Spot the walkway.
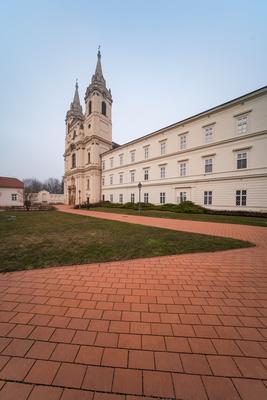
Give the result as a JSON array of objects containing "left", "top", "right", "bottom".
[{"left": 0, "top": 206, "right": 266, "bottom": 399}]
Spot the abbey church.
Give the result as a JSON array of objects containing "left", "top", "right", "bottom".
[{"left": 64, "top": 51, "right": 267, "bottom": 211}]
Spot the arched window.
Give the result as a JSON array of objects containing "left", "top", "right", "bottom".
[
  {"left": 89, "top": 101, "right": 92, "bottom": 115},
  {"left": 72, "top": 153, "right": 76, "bottom": 168},
  {"left": 101, "top": 101, "right": 106, "bottom": 116},
  {"left": 88, "top": 152, "right": 91, "bottom": 164}
]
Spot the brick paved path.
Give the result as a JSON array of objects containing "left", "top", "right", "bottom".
[{"left": 0, "top": 206, "right": 266, "bottom": 399}]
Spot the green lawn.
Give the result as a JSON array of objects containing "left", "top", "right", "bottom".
[
  {"left": 89, "top": 207, "right": 267, "bottom": 227},
  {"left": 0, "top": 211, "right": 253, "bottom": 273}
]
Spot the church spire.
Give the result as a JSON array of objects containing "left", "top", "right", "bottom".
[
  {"left": 91, "top": 46, "right": 106, "bottom": 85},
  {"left": 66, "top": 80, "right": 84, "bottom": 120}
]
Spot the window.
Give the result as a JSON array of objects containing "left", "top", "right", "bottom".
[
  {"left": 144, "top": 146, "right": 149, "bottom": 159},
  {"left": 119, "top": 154, "right": 124, "bottom": 166},
  {"left": 180, "top": 162, "right": 187, "bottom": 176},
  {"left": 160, "top": 141, "right": 166, "bottom": 155},
  {"left": 160, "top": 166, "right": 166, "bottom": 179},
  {"left": 101, "top": 177, "right": 104, "bottom": 186},
  {"left": 236, "top": 190, "right": 247, "bottom": 206},
  {"left": 180, "top": 134, "right": 187, "bottom": 150},
  {"left": 119, "top": 173, "right": 123, "bottom": 184},
  {"left": 89, "top": 101, "right": 92, "bottom": 115},
  {"left": 119, "top": 194, "right": 123, "bottom": 203},
  {"left": 131, "top": 193, "right": 135, "bottom": 203},
  {"left": 11, "top": 194, "right": 17, "bottom": 201},
  {"left": 87, "top": 179, "right": 90, "bottom": 190},
  {"left": 144, "top": 168, "right": 149, "bottom": 181},
  {"left": 130, "top": 171, "right": 135, "bottom": 182},
  {"left": 204, "top": 126, "right": 214, "bottom": 143},
  {"left": 130, "top": 151, "right": 135, "bottom": 163},
  {"left": 72, "top": 153, "right": 76, "bottom": 168},
  {"left": 110, "top": 194, "right": 113, "bottom": 202},
  {"left": 101, "top": 101, "right": 106, "bottom": 116},
  {"left": 179, "top": 192, "right": 187, "bottom": 203},
  {"left": 205, "top": 158, "right": 213, "bottom": 173},
  {"left": 110, "top": 158, "right": 114, "bottom": 168},
  {"left": 110, "top": 175, "right": 113, "bottom": 185},
  {"left": 88, "top": 152, "right": 91, "bottom": 164},
  {"left": 204, "top": 191, "right": 212, "bottom": 205},
  {"left": 236, "top": 115, "right": 248, "bottom": 134},
  {"left": 160, "top": 192, "right": 166, "bottom": 204},
  {"left": 144, "top": 193, "right": 149, "bottom": 203},
  {"left": 237, "top": 152, "right": 247, "bottom": 169},
  {"left": 102, "top": 160, "right": 105, "bottom": 170}
]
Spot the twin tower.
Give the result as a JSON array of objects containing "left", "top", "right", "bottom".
[{"left": 64, "top": 49, "right": 113, "bottom": 205}]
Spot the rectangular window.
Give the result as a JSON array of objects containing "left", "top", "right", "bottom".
[
  {"left": 144, "top": 193, "right": 149, "bottom": 203},
  {"left": 205, "top": 158, "right": 213, "bottom": 173},
  {"left": 110, "top": 194, "right": 113, "bottom": 202},
  {"left": 119, "top": 174, "right": 123, "bottom": 184},
  {"left": 236, "top": 190, "right": 247, "bottom": 206},
  {"left": 237, "top": 115, "right": 248, "bottom": 134},
  {"left": 11, "top": 194, "right": 17, "bottom": 201},
  {"left": 180, "top": 162, "right": 187, "bottom": 176},
  {"left": 179, "top": 192, "right": 187, "bottom": 203},
  {"left": 160, "top": 166, "right": 166, "bottom": 179},
  {"left": 237, "top": 152, "right": 247, "bottom": 169},
  {"left": 130, "top": 171, "right": 135, "bottom": 182},
  {"left": 130, "top": 151, "right": 135, "bottom": 163},
  {"left": 160, "top": 192, "right": 166, "bottom": 204},
  {"left": 102, "top": 160, "right": 105, "bottom": 170},
  {"left": 144, "top": 146, "right": 149, "bottom": 159},
  {"left": 119, "top": 154, "right": 124, "bottom": 166},
  {"left": 87, "top": 178, "right": 91, "bottom": 189},
  {"left": 131, "top": 193, "right": 135, "bottom": 203},
  {"left": 160, "top": 141, "right": 166, "bottom": 155},
  {"left": 144, "top": 168, "right": 149, "bottom": 181},
  {"left": 110, "top": 158, "right": 114, "bottom": 168},
  {"left": 110, "top": 175, "right": 113, "bottom": 185},
  {"left": 204, "top": 191, "right": 212, "bottom": 205},
  {"left": 180, "top": 134, "right": 187, "bottom": 150},
  {"left": 119, "top": 194, "right": 123, "bottom": 203},
  {"left": 204, "top": 126, "right": 213, "bottom": 143}
]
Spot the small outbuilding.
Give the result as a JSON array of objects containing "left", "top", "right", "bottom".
[{"left": 0, "top": 177, "right": 24, "bottom": 207}]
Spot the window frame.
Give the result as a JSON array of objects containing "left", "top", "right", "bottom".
[
  {"left": 160, "top": 166, "right": 166, "bottom": 179},
  {"left": 236, "top": 189, "right": 247, "bottom": 206},
  {"left": 204, "top": 158, "right": 213, "bottom": 174},
  {"left": 180, "top": 162, "right": 187, "bottom": 177},
  {"left": 130, "top": 171, "right": 135, "bottom": 183},
  {"left": 204, "top": 190, "right": 212, "bottom": 205},
  {"left": 179, "top": 192, "right": 187, "bottom": 203},
  {"left": 160, "top": 141, "right": 166, "bottom": 156},
  {"left": 144, "top": 193, "right": 149, "bottom": 203},
  {"left": 204, "top": 125, "right": 214, "bottom": 144},
  {"left": 180, "top": 134, "right": 187, "bottom": 150},
  {"left": 11, "top": 193, "right": 17, "bottom": 201},
  {"left": 130, "top": 151, "right": 136, "bottom": 163},
  {"left": 144, "top": 168, "right": 149, "bottom": 181},
  {"left": 160, "top": 192, "right": 166, "bottom": 204},
  {"left": 144, "top": 146, "right": 149, "bottom": 159},
  {"left": 119, "top": 173, "right": 123, "bottom": 184},
  {"left": 236, "top": 152, "right": 247, "bottom": 170},
  {"left": 130, "top": 193, "right": 135, "bottom": 203}
]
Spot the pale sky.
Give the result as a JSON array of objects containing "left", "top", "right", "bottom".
[{"left": 0, "top": 0, "right": 266, "bottom": 181}]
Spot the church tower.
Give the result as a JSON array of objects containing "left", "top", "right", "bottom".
[{"left": 64, "top": 49, "right": 113, "bottom": 205}]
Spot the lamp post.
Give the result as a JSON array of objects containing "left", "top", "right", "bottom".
[
  {"left": 138, "top": 182, "right": 142, "bottom": 215},
  {"left": 78, "top": 190, "right": 81, "bottom": 208}
]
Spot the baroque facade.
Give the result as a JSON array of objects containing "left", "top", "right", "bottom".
[{"left": 64, "top": 51, "right": 267, "bottom": 211}]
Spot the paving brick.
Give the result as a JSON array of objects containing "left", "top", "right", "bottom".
[
  {"left": 113, "top": 368, "right": 142, "bottom": 395},
  {"left": 7, "top": 324, "right": 34, "bottom": 338},
  {"left": 143, "top": 370, "right": 174, "bottom": 398},
  {"left": 82, "top": 365, "right": 114, "bottom": 392},
  {"left": 25, "top": 359, "right": 60, "bottom": 384},
  {"left": 142, "top": 335, "right": 165, "bottom": 351},
  {"left": 172, "top": 373, "right": 208, "bottom": 400},
  {"left": 26, "top": 340, "right": 56, "bottom": 360},
  {"left": 234, "top": 357, "right": 267, "bottom": 379},
  {"left": 88, "top": 319, "right": 109, "bottom": 332},
  {"left": 203, "top": 376, "right": 241, "bottom": 400},
  {"left": 233, "top": 378, "right": 267, "bottom": 400},
  {"left": 68, "top": 318, "right": 89, "bottom": 330},
  {"left": 29, "top": 326, "right": 55, "bottom": 340},
  {"left": 72, "top": 330, "right": 96, "bottom": 345},
  {"left": 0, "top": 382, "right": 33, "bottom": 400},
  {"left": 2, "top": 338, "right": 34, "bottom": 357},
  {"left": 212, "top": 339, "right": 243, "bottom": 356},
  {"left": 208, "top": 355, "right": 241, "bottom": 377},
  {"left": 102, "top": 348, "right": 128, "bottom": 367},
  {"left": 130, "top": 322, "right": 151, "bottom": 334},
  {"left": 27, "top": 385, "right": 63, "bottom": 400},
  {"left": 128, "top": 350, "right": 154, "bottom": 369},
  {"left": 53, "top": 362, "right": 86, "bottom": 388},
  {"left": 181, "top": 353, "right": 212, "bottom": 374},
  {"left": 188, "top": 338, "right": 216, "bottom": 354},
  {"left": 236, "top": 340, "right": 267, "bottom": 357},
  {"left": 50, "top": 343, "right": 79, "bottom": 362},
  {"left": 0, "top": 357, "right": 34, "bottom": 380},
  {"left": 119, "top": 334, "right": 141, "bottom": 349},
  {"left": 109, "top": 321, "right": 130, "bottom": 333},
  {"left": 61, "top": 388, "right": 94, "bottom": 400},
  {"left": 165, "top": 336, "right": 191, "bottom": 353},
  {"left": 154, "top": 351, "right": 182, "bottom": 372},
  {"left": 75, "top": 345, "right": 103, "bottom": 365}
]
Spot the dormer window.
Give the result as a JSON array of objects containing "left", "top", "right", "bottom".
[{"left": 101, "top": 101, "right": 107, "bottom": 116}]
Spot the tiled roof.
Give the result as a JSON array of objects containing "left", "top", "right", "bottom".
[{"left": 0, "top": 177, "right": 24, "bottom": 189}]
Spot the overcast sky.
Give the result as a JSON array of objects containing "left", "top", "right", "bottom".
[{"left": 0, "top": 0, "right": 266, "bottom": 181}]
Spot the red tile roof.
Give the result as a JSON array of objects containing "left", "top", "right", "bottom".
[{"left": 0, "top": 177, "right": 24, "bottom": 189}]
